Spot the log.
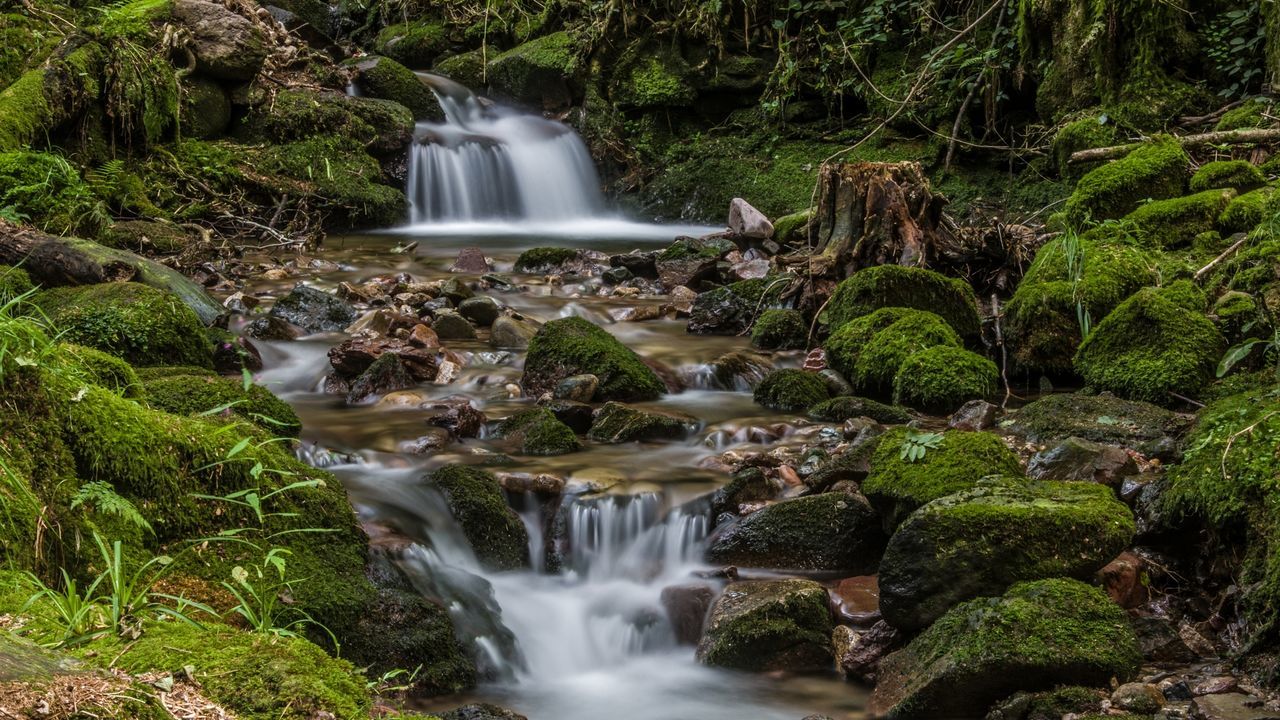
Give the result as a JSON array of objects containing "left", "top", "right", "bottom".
[
  {"left": 0, "top": 220, "right": 223, "bottom": 324},
  {"left": 1068, "top": 128, "right": 1280, "bottom": 165}
]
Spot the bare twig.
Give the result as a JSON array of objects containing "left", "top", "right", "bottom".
[
  {"left": 1194, "top": 234, "right": 1251, "bottom": 283},
  {"left": 1069, "top": 128, "right": 1280, "bottom": 164}
]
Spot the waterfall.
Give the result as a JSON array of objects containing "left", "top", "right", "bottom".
[{"left": 406, "top": 74, "right": 606, "bottom": 224}]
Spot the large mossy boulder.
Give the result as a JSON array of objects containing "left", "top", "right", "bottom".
[
  {"left": 348, "top": 55, "right": 444, "bottom": 121},
  {"left": 687, "top": 278, "right": 787, "bottom": 335},
  {"left": 426, "top": 465, "right": 530, "bottom": 571},
  {"left": 878, "top": 480, "right": 1135, "bottom": 632},
  {"left": 1218, "top": 185, "right": 1276, "bottom": 234},
  {"left": 236, "top": 88, "right": 414, "bottom": 155},
  {"left": 1005, "top": 234, "right": 1154, "bottom": 376},
  {"left": 870, "top": 579, "right": 1141, "bottom": 719},
  {"left": 140, "top": 370, "right": 302, "bottom": 437},
  {"left": 35, "top": 282, "right": 213, "bottom": 368},
  {"left": 752, "top": 369, "right": 831, "bottom": 412},
  {"left": 255, "top": 136, "right": 408, "bottom": 228},
  {"left": 53, "top": 343, "right": 144, "bottom": 398},
  {"left": 892, "top": 345, "right": 998, "bottom": 414},
  {"left": 696, "top": 578, "right": 834, "bottom": 673},
  {"left": 485, "top": 32, "right": 579, "bottom": 110},
  {"left": 1122, "top": 188, "right": 1235, "bottom": 249},
  {"left": 1191, "top": 160, "right": 1266, "bottom": 193},
  {"left": 862, "top": 428, "right": 1024, "bottom": 531},
  {"left": 1074, "top": 287, "right": 1224, "bottom": 404},
  {"left": 705, "top": 492, "right": 884, "bottom": 573},
  {"left": 374, "top": 19, "right": 450, "bottom": 68},
  {"left": 999, "top": 392, "right": 1190, "bottom": 457},
  {"left": 1062, "top": 136, "right": 1189, "bottom": 226},
  {"left": 823, "top": 265, "right": 981, "bottom": 340},
  {"left": 750, "top": 308, "right": 808, "bottom": 350},
  {"left": 520, "top": 317, "right": 665, "bottom": 402},
  {"left": 825, "top": 307, "right": 961, "bottom": 398},
  {"left": 495, "top": 407, "right": 580, "bottom": 456}
]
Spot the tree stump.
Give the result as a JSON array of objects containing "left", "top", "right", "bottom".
[{"left": 807, "top": 161, "right": 953, "bottom": 279}]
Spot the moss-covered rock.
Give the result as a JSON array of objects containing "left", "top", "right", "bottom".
[
  {"left": 870, "top": 579, "right": 1141, "bottom": 719},
  {"left": 823, "top": 265, "right": 981, "bottom": 340},
  {"left": 236, "top": 88, "right": 413, "bottom": 155},
  {"left": 349, "top": 55, "right": 444, "bottom": 121},
  {"left": 512, "top": 247, "right": 582, "bottom": 274},
  {"left": 879, "top": 479, "right": 1135, "bottom": 632},
  {"left": 825, "top": 307, "right": 962, "bottom": 398},
  {"left": 0, "top": 265, "right": 33, "bottom": 305},
  {"left": 687, "top": 278, "right": 788, "bottom": 335},
  {"left": 256, "top": 136, "right": 408, "bottom": 229},
  {"left": 752, "top": 369, "right": 831, "bottom": 412},
  {"left": 1191, "top": 160, "right": 1266, "bottom": 193},
  {"left": 586, "top": 401, "right": 697, "bottom": 443},
  {"left": 705, "top": 492, "right": 883, "bottom": 573},
  {"left": 426, "top": 464, "right": 530, "bottom": 571},
  {"left": 1218, "top": 185, "right": 1276, "bottom": 234},
  {"left": 101, "top": 219, "right": 189, "bottom": 254},
  {"left": 1216, "top": 101, "right": 1270, "bottom": 131},
  {"left": 0, "top": 151, "right": 107, "bottom": 236},
  {"left": 435, "top": 49, "right": 486, "bottom": 88},
  {"left": 52, "top": 343, "right": 142, "bottom": 398},
  {"left": 695, "top": 578, "right": 834, "bottom": 672},
  {"left": 1074, "top": 288, "right": 1225, "bottom": 404},
  {"left": 750, "top": 308, "right": 808, "bottom": 351},
  {"left": 1062, "top": 136, "right": 1189, "bottom": 226},
  {"left": 862, "top": 428, "right": 1024, "bottom": 530},
  {"left": 892, "top": 346, "right": 998, "bottom": 414},
  {"left": 1050, "top": 114, "right": 1118, "bottom": 178},
  {"left": 999, "top": 392, "right": 1189, "bottom": 457},
  {"left": 772, "top": 209, "right": 811, "bottom": 244},
  {"left": 521, "top": 317, "right": 665, "bottom": 402},
  {"left": 610, "top": 41, "right": 695, "bottom": 109},
  {"left": 806, "top": 395, "right": 910, "bottom": 425},
  {"left": 1122, "top": 188, "right": 1236, "bottom": 249},
  {"left": 141, "top": 372, "right": 302, "bottom": 436},
  {"left": 374, "top": 19, "right": 450, "bottom": 69},
  {"left": 486, "top": 32, "right": 579, "bottom": 110},
  {"left": 495, "top": 407, "right": 580, "bottom": 455},
  {"left": 0, "top": 42, "right": 103, "bottom": 154},
  {"left": 1213, "top": 290, "right": 1259, "bottom": 343},
  {"left": 35, "top": 282, "right": 213, "bottom": 368}
]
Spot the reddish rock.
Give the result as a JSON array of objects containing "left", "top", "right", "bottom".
[
  {"left": 947, "top": 400, "right": 998, "bottom": 432},
  {"left": 1096, "top": 551, "right": 1148, "bottom": 609},
  {"left": 660, "top": 584, "right": 716, "bottom": 646},
  {"left": 838, "top": 620, "right": 901, "bottom": 681},
  {"left": 408, "top": 324, "right": 440, "bottom": 349},
  {"left": 328, "top": 336, "right": 438, "bottom": 382},
  {"left": 831, "top": 576, "right": 880, "bottom": 624},
  {"left": 427, "top": 396, "right": 486, "bottom": 438},
  {"left": 451, "top": 247, "right": 492, "bottom": 273}
]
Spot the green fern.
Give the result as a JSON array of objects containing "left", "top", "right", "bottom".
[{"left": 70, "top": 481, "right": 153, "bottom": 533}]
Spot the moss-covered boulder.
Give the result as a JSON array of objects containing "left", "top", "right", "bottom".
[
  {"left": 0, "top": 264, "right": 33, "bottom": 302},
  {"left": 141, "top": 372, "right": 302, "bottom": 436},
  {"left": 892, "top": 346, "right": 998, "bottom": 414},
  {"left": 752, "top": 369, "right": 831, "bottom": 412},
  {"left": 512, "top": 247, "right": 583, "bottom": 274},
  {"left": 825, "top": 308, "right": 961, "bottom": 398},
  {"left": 374, "top": 19, "right": 450, "bottom": 68},
  {"left": 1005, "top": 234, "right": 1155, "bottom": 375},
  {"left": 1074, "top": 288, "right": 1225, "bottom": 404},
  {"left": 807, "top": 395, "right": 910, "bottom": 425},
  {"left": 435, "top": 49, "right": 486, "bottom": 88},
  {"left": 236, "top": 88, "right": 414, "bottom": 155},
  {"left": 495, "top": 407, "right": 580, "bottom": 456},
  {"left": 705, "top": 492, "right": 883, "bottom": 573},
  {"left": 1050, "top": 114, "right": 1118, "bottom": 177},
  {"left": 52, "top": 343, "right": 143, "bottom": 398},
  {"left": 1191, "top": 160, "right": 1266, "bottom": 193},
  {"left": 0, "top": 151, "right": 106, "bottom": 236},
  {"left": 823, "top": 265, "right": 981, "bottom": 340},
  {"left": 35, "top": 282, "right": 213, "bottom": 368},
  {"left": 521, "top": 317, "right": 665, "bottom": 402},
  {"left": 180, "top": 75, "right": 231, "bottom": 139},
  {"left": 1218, "top": 185, "right": 1276, "bottom": 234},
  {"left": 862, "top": 428, "right": 1024, "bottom": 530},
  {"left": 255, "top": 136, "right": 408, "bottom": 228},
  {"left": 869, "top": 579, "right": 1141, "bottom": 719},
  {"left": 879, "top": 479, "right": 1135, "bottom": 632},
  {"left": 1122, "top": 188, "right": 1236, "bottom": 249},
  {"left": 695, "top": 578, "right": 834, "bottom": 673},
  {"left": 750, "top": 308, "right": 808, "bottom": 350},
  {"left": 427, "top": 465, "right": 530, "bottom": 571},
  {"left": 586, "top": 401, "right": 698, "bottom": 443},
  {"left": 486, "top": 32, "right": 579, "bottom": 110},
  {"left": 687, "top": 278, "right": 787, "bottom": 335},
  {"left": 999, "top": 392, "right": 1189, "bottom": 457},
  {"left": 348, "top": 56, "right": 444, "bottom": 121},
  {"left": 609, "top": 40, "right": 696, "bottom": 109},
  {"left": 1062, "top": 136, "right": 1189, "bottom": 226}
]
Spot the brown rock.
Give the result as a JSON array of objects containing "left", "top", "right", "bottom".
[
  {"left": 409, "top": 324, "right": 440, "bottom": 349},
  {"left": 452, "top": 247, "right": 492, "bottom": 273},
  {"left": 947, "top": 400, "right": 998, "bottom": 432},
  {"left": 427, "top": 397, "right": 486, "bottom": 438},
  {"left": 830, "top": 576, "right": 880, "bottom": 624},
  {"left": 1096, "top": 551, "right": 1148, "bottom": 609},
  {"left": 661, "top": 584, "right": 715, "bottom": 646},
  {"left": 838, "top": 619, "right": 900, "bottom": 681},
  {"left": 328, "top": 336, "right": 438, "bottom": 382}
]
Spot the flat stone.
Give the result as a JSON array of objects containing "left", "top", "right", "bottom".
[{"left": 451, "top": 247, "right": 492, "bottom": 273}]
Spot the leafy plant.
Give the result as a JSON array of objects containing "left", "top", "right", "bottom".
[
  {"left": 70, "top": 481, "right": 153, "bottom": 533},
  {"left": 899, "top": 430, "right": 944, "bottom": 462},
  {"left": 367, "top": 664, "right": 424, "bottom": 694},
  {"left": 1204, "top": 4, "right": 1268, "bottom": 99},
  {"left": 1060, "top": 226, "right": 1093, "bottom": 340}
]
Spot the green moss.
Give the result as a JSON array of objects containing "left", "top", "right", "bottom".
[
  {"left": 51, "top": 343, "right": 142, "bottom": 398},
  {"left": 1192, "top": 160, "right": 1266, "bottom": 193},
  {"left": 750, "top": 308, "right": 808, "bottom": 351},
  {"left": 513, "top": 247, "right": 581, "bottom": 273},
  {"left": 0, "top": 264, "right": 33, "bottom": 302},
  {"left": 1074, "top": 287, "right": 1225, "bottom": 404},
  {"left": 427, "top": 465, "right": 530, "bottom": 571},
  {"left": 141, "top": 373, "right": 302, "bottom": 436},
  {"left": 0, "top": 43, "right": 103, "bottom": 154},
  {"left": 1051, "top": 113, "right": 1118, "bottom": 178},
  {"left": 435, "top": 49, "right": 486, "bottom": 88},
  {"left": 705, "top": 493, "right": 881, "bottom": 573},
  {"left": 1156, "top": 278, "right": 1206, "bottom": 312},
  {"left": 0, "top": 151, "right": 108, "bottom": 236},
  {"left": 350, "top": 56, "right": 443, "bottom": 121},
  {"left": 1063, "top": 136, "right": 1189, "bottom": 226},
  {"left": 752, "top": 369, "right": 830, "bottom": 412},
  {"left": 486, "top": 32, "right": 579, "bottom": 107},
  {"left": 1213, "top": 290, "right": 1260, "bottom": 343},
  {"left": 35, "top": 282, "right": 212, "bottom": 368},
  {"left": 521, "top": 317, "right": 665, "bottom": 402},
  {"left": 1219, "top": 186, "right": 1277, "bottom": 234},
  {"left": 688, "top": 277, "right": 789, "bottom": 335},
  {"left": 822, "top": 265, "right": 981, "bottom": 340},
  {"left": 255, "top": 136, "right": 407, "bottom": 229},
  {"left": 495, "top": 407, "right": 579, "bottom": 455},
  {"left": 1216, "top": 101, "right": 1270, "bottom": 131},
  {"left": 696, "top": 578, "right": 834, "bottom": 672},
  {"left": 612, "top": 45, "right": 695, "bottom": 109},
  {"left": 658, "top": 236, "right": 734, "bottom": 262},
  {"left": 772, "top": 210, "right": 811, "bottom": 243},
  {"left": 236, "top": 89, "right": 412, "bottom": 154},
  {"left": 101, "top": 220, "right": 189, "bottom": 254},
  {"left": 806, "top": 395, "right": 910, "bottom": 425},
  {"left": 862, "top": 427, "right": 1023, "bottom": 530},
  {"left": 1122, "top": 188, "right": 1236, "bottom": 249},
  {"left": 825, "top": 308, "right": 962, "bottom": 398},
  {"left": 586, "top": 402, "right": 695, "bottom": 443},
  {"left": 0, "top": 12, "right": 61, "bottom": 90},
  {"left": 374, "top": 20, "right": 450, "bottom": 68},
  {"left": 892, "top": 346, "right": 998, "bottom": 414},
  {"left": 999, "top": 392, "right": 1187, "bottom": 455}
]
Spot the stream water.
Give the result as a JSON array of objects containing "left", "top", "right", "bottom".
[{"left": 243, "top": 77, "right": 869, "bottom": 719}]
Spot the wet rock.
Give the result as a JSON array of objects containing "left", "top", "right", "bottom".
[
  {"left": 513, "top": 247, "right": 587, "bottom": 274},
  {"left": 730, "top": 258, "right": 771, "bottom": 281},
  {"left": 804, "top": 449, "right": 876, "bottom": 493},
  {"left": 999, "top": 392, "right": 1192, "bottom": 459},
  {"left": 402, "top": 429, "right": 451, "bottom": 453},
  {"left": 687, "top": 278, "right": 784, "bottom": 335},
  {"left": 830, "top": 575, "right": 880, "bottom": 624},
  {"left": 661, "top": 584, "right": 716, "bottom": 645},
  {"left": 328, "top": 336, "right": 438, "bottom": 382},
  {"left": 706, "top": 492, "right": 883, "bottom": 573},
  {"left": 173, "top": 0, "right": 269, "bottom": 81},
  {"left": 439, "top": 277, "right": 474, "bottom": 304},
  {"left": 269, "top": 284, "right": 357, "bottom": 334},
  {"left": 669, "top": 285, "right": 697, "bottom": 314},
  {"left": 587, "top": 402, "right": 699, "bottom": 443},
  {"left": 223, "top": 291, "right": 259, "bottom": 314},
  {"left": 211, "top": 334, "right": 263, "bottom": 373},
  {"left": 426, "top": 465, "right": 530, "bottom": 571},
  {"left": 494, "top": 407, "right": 580, "bottom": 456},
  {"left": 451, "top": 247, "right": 493, "bottom": 273},
  {"left": 610, "top": 252, "right": 658, "bottom": 279},
  {"left": 947, "top": 399, "right": 998, "bottom": 431},
  {"left": 440, "top": 704, "right": 528, "bottom": 720},
  {"left": 433, "top": 310, "right": 477, "bottom": 340},
  {"left": 490, "top": 315, "right": 537, "bottom": 349},
  {"left": 459, "top": 296, "right": 501, "bottom": 326},
  {"left": 706, "top": 350, "right": 774, "bottom": 391},
  {"left": 346, "top": 308, "right": 419, "bottom": 337},
  {"left": 837, "top": 620, "right": 900, "bottom": 681},
  {"left": 878, "top": 479, "right": 1134, "bottom": 631},
  {"left": 711, "top": 467, "right": 784, "bottom": 516},
  {"left": 428, "top": 397, "right": 487, "bottom": 438},
  {"left": 1112, "top": 682, "right": 1164, "bottom": 714},
  {"left": 347, "top": 352, "right": 415, "bottom": 403},
  {"left": 656, "top": 236, "right": 735, "bottom": 289},
  {"left": 553, "top": 374, "right": 598, "bottom": 402},
  {"left": 1130, "top": 616, "right": 1196, "bottom": 663},
  {"left": 537, "top": 398, "right": 595, "bottom": 433},
  {"left": 1097, "top": 551, "right": 1148, "bottom": 609},
  {"left": 409, "top": 324, "right": 440, "bottom": 349},
  {"left": 696, "top": 578, "right": 834, "bottom": 673},
  {"left": 807, "top": 396, "right": 909, "bottom": 425},
  {"left": 753, "top": 369, "right": 831, "bottom": 412},
  {"left": 602, "top": 266, "right": 632, "bottom": 284},
  {"left": 1191, "top": 694, "right": 1280, "bottom": 720},
  {"left": 1027, "top": 436, "right": 1139, "bottom": 485},
  {"left": 728, "top": 198, "right": 774, "bottom": 239},
  {"left": 1194, "top": 677, "right": 1240, "bottom": 696},
  {"left": 870, "top": 579, "right": 1141, "bottom": 719},
  {"left": 521, "top": 317, "right": 665, "bottom": 402}
]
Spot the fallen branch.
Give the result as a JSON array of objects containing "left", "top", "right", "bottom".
[
  {"left": 1068, "top": 128, "right": 1280, "bottom": 164},
  {"left": 1193, "top": 233, "right": 1251, "bottom": 283}
]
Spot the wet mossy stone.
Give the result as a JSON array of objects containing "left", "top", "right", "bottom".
[
  {"left": 0, "top": 151, "right": 105, "bottom": 236},
  {"left": 1218, "top": 185, "right": 1276, "bottom": 234},
  {"left": 486, "top": 32, "right": 579, "bottom": 110},
  {"left": 610, "top": 40, "right": 695, "bottom": 109},
  {"left": 269, "top": 284, "right": 356, "bottom": 334},
  {"left": 696, "top": 578, "right": 835, "bottom": 673},
  {"left": 753, "top": 369, "right": 831, "bottom": 412},
  {"left": 349, "top": 55, "right": 444, "bottom": 121},
  {"left": 1213, "top": 290, "right": 1259, "bottom": 343},
  {"left": 1005, "top": 234, "right": 1154, "bottom": 376},
  {"left": 1063, "top": 136, "right": 1189, "bottom": 226},
  {"left": 823, "top": 265, "right": 981, "bottom": 341},
  {"left": 180, "top": 75, "right": 230, "bottom": 139},
  {"left": 52, "top": 343, "right": 142, "bottom": 398},
  {"left": 1050, "top": 113, "right": 1118, "bottom": 178},
  {"left": 825, "top": 307, "right": 962, "bottom": 398},
  {"left": 1216, "top": 101, "right": 1270, "bottom": 131},
  {"left": 1191, "top": 160, "right": 1266, "bottom": 193},
  {"left": 427, "top": 465, "right": 530, "bottom": 571},
  {"left": 513, "top": 247, "right": 581, "bottom": 274},
  {"left": 435, "top": 49, "right": 486, "bottom": 89},
  {"left": 35, "top": 282, "right": 212, "bottom": 368},
  {"left": 878, "top": 479, "right": 1136, "bottom": 632},
  {"left": 862, "top": 428, "right": 1024, "bottom": 531},
  {"left": 142, "top": 372, "right": 301, "bottom": 436},
  {"left": 495, "top": 407, "right": 580, "bottom": 456},
  {"left": 870, "top": 579, "right": 1141, "bottom": 719},
  {"left": 1156, "top": 279, "right": 1206, "bottom": 313},
  {"left": 255, "top": 136, "right": 407, "bottom": 229},
  {"left": 374, "top": 19, "right": 449, "bottom": 69},
  {"left": 586, "top": 401, "right": 698, "bottom": 443},
  {"left": 236, "top": 88, "right": 413, "bottom": 155},
  {"left": 1074, "top": 288, "right": 1225, "bottom": 405},
  {"left": 750, "top": 308, "right": 808, "bottom": 351},
  {"left": 705, "top": 492, "right": 884, "bottom": 574},
  {"left": 999, "top": 392, "right": 1189, "bottom": 458},
  {"left": 892, "top": 346, "right": 998, "bottom": 414},
  {"left": 711, "top": 467, "right": 784, "bottom": 516},
  {"left": 1122, "top": 188, "right": 1236, "bottom": 249},
  {"left": 0, "top": 264, "right": 32, "bottom": 302},
  {"left": 807, "top": 396, "right": 910, "bottom": 425},
  {"left": 521, "top": 317, "right": 664, "bottom": 402},
  {"left": 688, "top": 278, "right": 788, "bottom": 335}
]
